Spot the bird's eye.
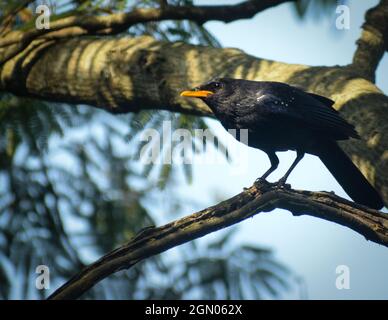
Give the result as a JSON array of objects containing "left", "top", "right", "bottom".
[{"left": 213, "top": 82, "right": 221, "bottom": 89}]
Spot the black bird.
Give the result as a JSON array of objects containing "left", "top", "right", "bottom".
[{"left": 180, "top": 78, "right": 383, "bottom": 210}]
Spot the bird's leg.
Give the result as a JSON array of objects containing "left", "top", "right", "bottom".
[
  {"left": 255, "top": 152, "right": 279, "bottom": 185},
  {"left": 277, "top": 151, "right": 305, "bottom": 187}
]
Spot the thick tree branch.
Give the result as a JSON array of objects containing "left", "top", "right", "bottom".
[
  {"left": 48, "top": 181, "right": 388, "bottom": 300},
  {"left": 352, "top": 0, "right": 388, "bottom": 81},
  {"left": 0, "top": 0, "right": 294, "bottom": 64}
]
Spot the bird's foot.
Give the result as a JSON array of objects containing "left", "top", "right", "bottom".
[
  {"left": 254, "top": 177, "right": 270, "bottom": 187},
  {"left": 254, "top": 178, "right": 279, "bottom": 192},
  {"left": 276, "top": 178, "right": 291, "bottom": 189}
]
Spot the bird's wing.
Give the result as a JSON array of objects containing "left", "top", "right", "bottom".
[
  {"left": 307, "top": 92, "right": 335, "bottom": 107},
  {"left": 251, "top": 89, "right": 359, "bottom": 139}
]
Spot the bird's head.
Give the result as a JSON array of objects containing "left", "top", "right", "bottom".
[
  {"left": 180, "top": 78, "right": 236, "bottom": 104},
  {"left": 180, "top": 78, "right": 253, "bottom": 115},
  {"left": 180, "top": 79, "right": 223, "bottom": 99}
]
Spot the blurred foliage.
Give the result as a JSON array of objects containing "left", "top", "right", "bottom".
[
  {"left": 0, "top": 0, "right": 326, "bottom": 299},
  {"left": 85, "top": 230, "right": 291, "bottom": 299},
  {"left": 127, "top": 110, "right": 230, "bottom": 188},
  {"left": 135, "top": 230, "right": 291, "bottom": 299}
]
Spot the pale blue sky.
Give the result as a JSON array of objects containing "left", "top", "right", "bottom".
[{"left": 153, "top": 0, "right": 388, "bottom": 299}]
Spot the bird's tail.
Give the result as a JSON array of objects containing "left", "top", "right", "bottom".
[{"left": 316, "top": 141, "right": 383, "bottom": 209}]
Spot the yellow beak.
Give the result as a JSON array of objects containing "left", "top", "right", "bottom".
[{"left": 180, "top": 90, "right": 214, "bottom": 98}]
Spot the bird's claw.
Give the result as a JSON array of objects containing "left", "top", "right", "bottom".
[
  {"left": 276, "top": 178, "right": 291, "bottom": 189},
  {"left": 254, "top": 178, "right": 280, "bottom": 192},
  {"left": 277, "top": 178, "right": 286, "bottom": 187},
  {"left": 254, "top": 177, "right": 270, "bottom": 187}
]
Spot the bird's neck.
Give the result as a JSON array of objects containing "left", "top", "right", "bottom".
[{"left": 206, "top": 99, "right": 237, "bottom": 126}]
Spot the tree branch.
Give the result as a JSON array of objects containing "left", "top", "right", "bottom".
[
  {"left": 48, "top": 181, "right": 388, "bottom": 300},
  {"left": 0, "top": 0, "right": 294, "bottom": 64},
  {"left": 352, "top": 0, "right": 388, "bottom": 81}
]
